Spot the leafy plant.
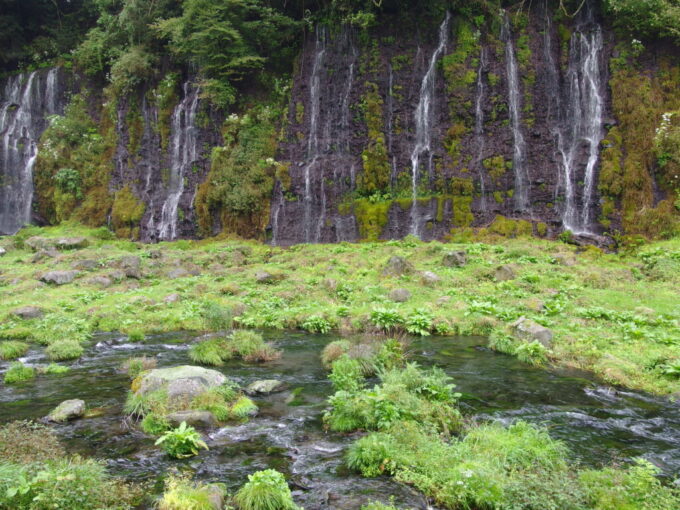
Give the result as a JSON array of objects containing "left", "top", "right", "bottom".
[
  {"left": 155, "top": 422, "right": 208, "bottom": 459},
  {"left": 3, "top": 362, "right": 35, "bottom": 384},
  {"left": 46, "top": 340, "right": 84, "bottom": 361},
  {"left": 230, "top": 396, "right": 258, "bottom": 419},
  {"left": 159, "top": 474, "right": 223, "bottom": 510},
  {"left": 405, "top": 309, "right": 433, "bottom": 336},
  {"left": 329, "top": 356, "right": 366, "bottom": 393},
  {"left": 234, "top": 469, "right": 300, "bottom": 510},
  {"left": 371, "top": 308, "right": 403, "bottom": 332},
  {"left": 302, "top": 315, "right": 332, "bottom": 334}
]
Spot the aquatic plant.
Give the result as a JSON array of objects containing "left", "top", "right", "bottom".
[
  {"left": 321, "top": 340, "right": 351, "bottom": 368},
  {"left": 158, "top": 475, "right": 223, "bottom": 510},
  {"left": 140, "top": 413, "right": 171, "bottom": 436},
  {"left": 3, "top": 362, "right": 35, "bottom": 384},
  {"left": 189, "top": 337, "right": 229, "bottom": 366},
  {"left": 39, "top": 363, "right": 70, "bottom": 375},
  {"left": 0, "top": 340, "right": 29, "bottom": 360},
  {"left": 155, "top": 422, "right": 208, "bottom": 459},
  {"left": 234, "top": 469, "right": 300, "bottom": 510},
  {"left": 230, "top": 396, "right": 258, "bottom": 419},
  {"left": 122, "top": 356, "right": 157, "bottom": 378},
  {"left": 45, "top": 340, "right": 84, "bottom": 361},
  {"left": 329, "top": 355, "right": 365, "bottom": 393}
]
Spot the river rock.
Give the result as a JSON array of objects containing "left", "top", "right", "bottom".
[
  {"left": 25, "top": 236, "right": 53, "bottom": 251},
  {"left": 11, "top": 306, "right": 44, "bottom": 319},
  {"left": 389, "top": 288, "right": 411, "bottom": 303},
  {"left": 164, "top": 293, "right": 181, "bottom": 303},
  {"left": 72, "top": 259, "right": 99, "bottom": 271},
  {"left": 41, "top": 270, "right": 79, "bottom": 285},
  {"left": 89, "top": 276, "right": 112, "bottom": 288},
  {"left": 31, "top": 248, "right": 59, "bottom": 263},
  {"left": 47, "top": 399, "right": 86, "bottom": 422},
  {"left": 167, "top": 267, "right": 189, "bottom": 279},
  {"left": 494, "top": 264, "right": 516, "bottom": 282},
  {"left": 136, "top": 365, "right": 227, "bottom": 403},
  {"left": 511, "top": 317, "right": 553, "bottom": 348},
  {"left": 56, "top": 237, "right": 89, "bottom": 250},
  {"left": 442, "top": 250, "right": 467, "bottom": 267},
  {"left": 421, "top": 271, "right": 441, "bottom": 285},
  {"left": 382, "top": 256, "right": 414, "bottom": 277},
  {"left": 166, "top": 410, "right": 218, "bottom": 429},
  {"left": 246, "top": 379, "right": 287, "bottom": 395}
]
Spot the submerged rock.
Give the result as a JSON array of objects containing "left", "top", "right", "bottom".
[
  {"left": 382, "top": 256, "right": 414, "bottom": 277},
  {"left": 389, "top": 288, "right": 411, "bottom": 302},
  {"left": 136, "top": 365, "right": 227, "bottom": 402},
  {"left": 442, "top": 250, "right": 467, "bottom": 267},
  {"left": 246, "top": 379, "right": 287, "bottom": 395},
  {"left": 47, "top": 399, "right": 85, "bottom": 423},
  {"left": 41, "top": 270, "right": 79, "bottom": 285},
  {"left": 166, "top": 410, "right": 217, "bottom": 428},
  {"left": 511, "top": 317, "right": 553, "bottom": 348},
  {"left": 11, "top": 306, "right": 44, "bottom": 319}
]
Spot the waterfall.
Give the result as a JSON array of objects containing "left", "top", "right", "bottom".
[
  {"left": 474, "top": 46, "right": 488, "bottom": 212},
  {"left": 0, "top": 69, "right": 64, "bottom": 235},
  {"left": 557, "top": 2, "right": 604, "bottom": 233},
  {"left": 409, "top": 12, "right": 450, "bottom": 237},
  {"left": 157, "top": 83, "right": 199, "bottom": 241},
  {"left": 501, "top": 12, "right": 530, "bottom": 212}
]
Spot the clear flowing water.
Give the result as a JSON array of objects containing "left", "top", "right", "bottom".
[
  {"left": 0, "top": 68, "right": 64, "bottom": 235},
  {"left": 409, "top": 13, "right": 450, "bottom": 238},
  {"left": 501, "top": 13, "right": 530, "bottom": 213},
  {"left": 2, "top": 333, "right": 680, "bottom": 509},
  {"left": 473, "top": 46, "right": 488, "bottom": 214},
  {"left": 556, "top": 1, "right": 604, "bottom": 234},
  {"left": 157, "top": 83, "right": 200, "bottom": 241}
]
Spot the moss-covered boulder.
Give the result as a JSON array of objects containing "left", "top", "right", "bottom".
[
  {"left": 136, "top": 365, "right": 227, "bottom": 401},
  {"left": 47, "top": 399, "right": 85, "bottom": 422}
]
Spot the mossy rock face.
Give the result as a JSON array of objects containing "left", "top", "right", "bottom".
[{"left": 136, "top": 365, "right": 227, "bottom": 401}]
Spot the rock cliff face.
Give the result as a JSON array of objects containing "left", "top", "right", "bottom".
[{"left": 0, "top": 0, "right": 677, "bottom": 243}]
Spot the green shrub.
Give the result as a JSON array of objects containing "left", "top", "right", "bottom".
[
  {"left": 302, "top": 315, "right": 332, "bottom": 334},
  {"left": 371, "top": 308, "right": 404, "bottom": 332},
  {"left": 405, "top": 309, "right": 434, "bottom": 336},
  {"left": 159, "top": 475, "right": 223, "bottom": 510},
  {"left": 155, "top": 422, "right": 208, "bottom": 459},
  {"left": 140, "top": 413, "right": 171, "bottom": 436},
  {"left": 329, "top": 356, "right": 365, "bottom": 393},
  {"left": 127, "top": 330, "right": 145, "bottom": 342},
  {"left": 0, "top": 341, "right": 29, "bottom": 360},
  {"left": 189, "top": 338, "right": 230, "bottom": 366},
  {"left": 46, "top": 340, "right": 84, "bottom": 361},
  {"left": 3, "top": 362, "right": 35, "bottom": 384},
  {"left": 321, "top": 340, "right": 350, "bottom": 368},
  {"left": 234, "top": 469, "right": 300, "bottom": 510},
  {"left": 514, "top": 340, "right": 549, "bottom": 366}
]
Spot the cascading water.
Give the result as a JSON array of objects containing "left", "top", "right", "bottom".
[
  {"left": 501, "top": 12, "right": 530, "bottom": 212},
  {"left": 0, "top": 68, "right": 64, "bottom": 235},
  {"left": 409, "top": 12, "right": 450, "bottom": 237},
  {"left": 557, "top": 2, "right": 604, "bottom": 233},
  {"left": 473, "top": 46, "right": 488, "bottom": 212},
  {"left": 156, "top": 83, "right": 199, "bottom": 241}
]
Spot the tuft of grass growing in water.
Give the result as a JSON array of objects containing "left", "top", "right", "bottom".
[
  {"left": 189, "top": 331, "right": 280, "bottom": 366},
  {"left": 0, "top": 340, "right": 29, "bottom": 360},
  {"left": 158, "top": 474, "right": 224, "bottom": 510},
  {"left": 140, "top": 413, "right": 171, "bottom": 436},
  {"left": 46, "top": 340, "right": 84, "bottom": 361},
  {"left": 234, "top": 469, "right": 301, "bottom": 510},
  {"left": 3, "top": 362, "right": 35, "bottom": 384},
  {"left": 122, "top": 356, "right": 157, "bottom": 378},
  {"left": 38, "top": 363, "right": 70, "bottom": 375},
  {"left": 230, "top": 395, "right": 258, "bottom": 419},
  {"left": 321, "top": 340, "right": 350, "bottom": 368},
  {"left": 189, "top": 337, "right": 230, "bottom": 366}
]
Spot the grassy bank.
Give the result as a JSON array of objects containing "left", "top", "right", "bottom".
[{"left": 0, "top": 223, "right": 678, "bottom": 395}]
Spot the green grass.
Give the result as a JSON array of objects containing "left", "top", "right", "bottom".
[
  {"left": 46, "top": 340, "right": 84, "bottom": 361},
  {"left": 1, "top": 224, "right": 679, "bottom": 394},
  {"left": 0, "top": 340, "right": 29, "bottom": 360},
  {"left": 3, "top": 362, "right": 35, "bottom": 384},
  {"left": 158, "top": 475, "right": 222, "bottom": 510},
  {"left": 234, "top": 469, "right": 300, "bottom": 510}
]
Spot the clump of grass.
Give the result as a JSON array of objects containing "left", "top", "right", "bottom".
[
  {"left": 38, "top": 363, "right": 70, "bottom": 375},
  {"left": 121, "top": 356, "right": 157, "bottom": 378},
  {"left": 0, "top": 340, "right": 29, "bottom": 360},
  {"left": 189, "top": 337, "right": 230, "bottom": 366},
  {"left": 202, "top": 301, "right": 233, "bottom": 330},
  {"left": 3, "top": 362, "right": 35, "bottom": 384},
  {"left": 158, "top": 475, "right": 224, "bottom": 510},
  {"left": 321, "top": 340, "right": 350, "bottom": 368},
  {"left": 46, "top": 340, "right": 84, "bottom": 361},
  {"left": 189, "top": 331, "right": 280, "bottom": 366},
  {"left": 127, "top": 329, "right": 145, "bottom": 342},
  {"left": 140, "top": 413, "right": 171, "bottom": 436},
  {"left": 234, "top": 469, "right": 300, "bottom": 510},
  {"left": 230, "top": 396, "right": 258, "bottom": 419},
  {"left": 0, "top": 421, "right": 64, "bottom": 463}
]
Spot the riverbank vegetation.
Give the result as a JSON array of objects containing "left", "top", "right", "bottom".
[{"left": 1, "top": 224, "right": 678, "bottom": 396}]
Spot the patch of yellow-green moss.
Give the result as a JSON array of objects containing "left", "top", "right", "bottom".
[
  {"left": 358, "top": 81, "right": 390, "bottom": 194},
  {"left": 111, "top": 185, "right": 145, "bottom": 239}
]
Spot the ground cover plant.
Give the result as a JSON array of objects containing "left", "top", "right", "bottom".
[{"left": 0, "top": 224, "right": 678, "bottom": 397}]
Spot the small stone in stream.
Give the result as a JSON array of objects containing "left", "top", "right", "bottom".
[
  {"left": 11, "top": 306, "right": 44, "bottom": 319},
  {"left": 166, "top": 410, "right": 217, "bottom": 429},
  {"left": 246, "top": 379, "right": 287, "bottom": 395},
  {"left": 494, "top": 264, "right": 516, "bottom": 282},
  {"left": 511, "top": 317, "right": 553, "bottom": 348},
  {"left": 389, "top": 288, "right": 411, "bottom": 303},
  {"left": 72, "top": 259, "right": 99, "bottom": 271},
  {"left": 164, "top": 293, "right": 181, "bottom": 303},
  {"left": 421, "top": 271, "right": 441, "bottom": 285},
  {"left": 167, "top": 267, "right": 189, "bottom": 279},
  {"left": 442, "top": 250, "right": 467, "bottom": 267},
  {"left": 55, "top": 237, "right": 89, "bottom": 250},
  {"left": 41, "top": 270, "right": 79, "bottom": 285},
  {"left": 47, "top": 399, "right": 85, "bottom": 423},
  {"left": 382, "top": 256, "right": 414, "bottom": 277},
  {"left": 31, "top": 248, "right": 59, "bottom": 263}
]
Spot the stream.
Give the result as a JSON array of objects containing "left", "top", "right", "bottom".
[{"left": 1, "top": 332, "right": 679, "bottom": 508}]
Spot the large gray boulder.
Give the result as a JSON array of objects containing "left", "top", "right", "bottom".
[
  {"left": 511, "top": 317, "right": 553, "bottom": 348},
  {"left": 47, "top": 399, "right": 86, "bottom": 423},
  {"left": 246, "top": 379, "right": 287, "bottom": 396},
  {"left": 136, "top": 365, "right": 227, "bottom": 402},
  {"left": 442, "top": 251, "right": 467, "bottom": 267},
  {"left": 56, "top": 237, "right": 89, "bottom": 250},
  {"left": 11, "top": 306, "right": 44, "bottom": 319},
  {"left": 31, "top": 248, "right": 59, "bottom": 263},
  {"left": 382, "top": 256, "right": 414, "bottom": 277},
  {"left": 166, "top": 410, "right": 218, "bottom": 429},
  {"left": 389, "top": 288, "right": 411, "bottom": 303},
  {"left": 41, "top": 270, "right": 79, "bottom": 285}
]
